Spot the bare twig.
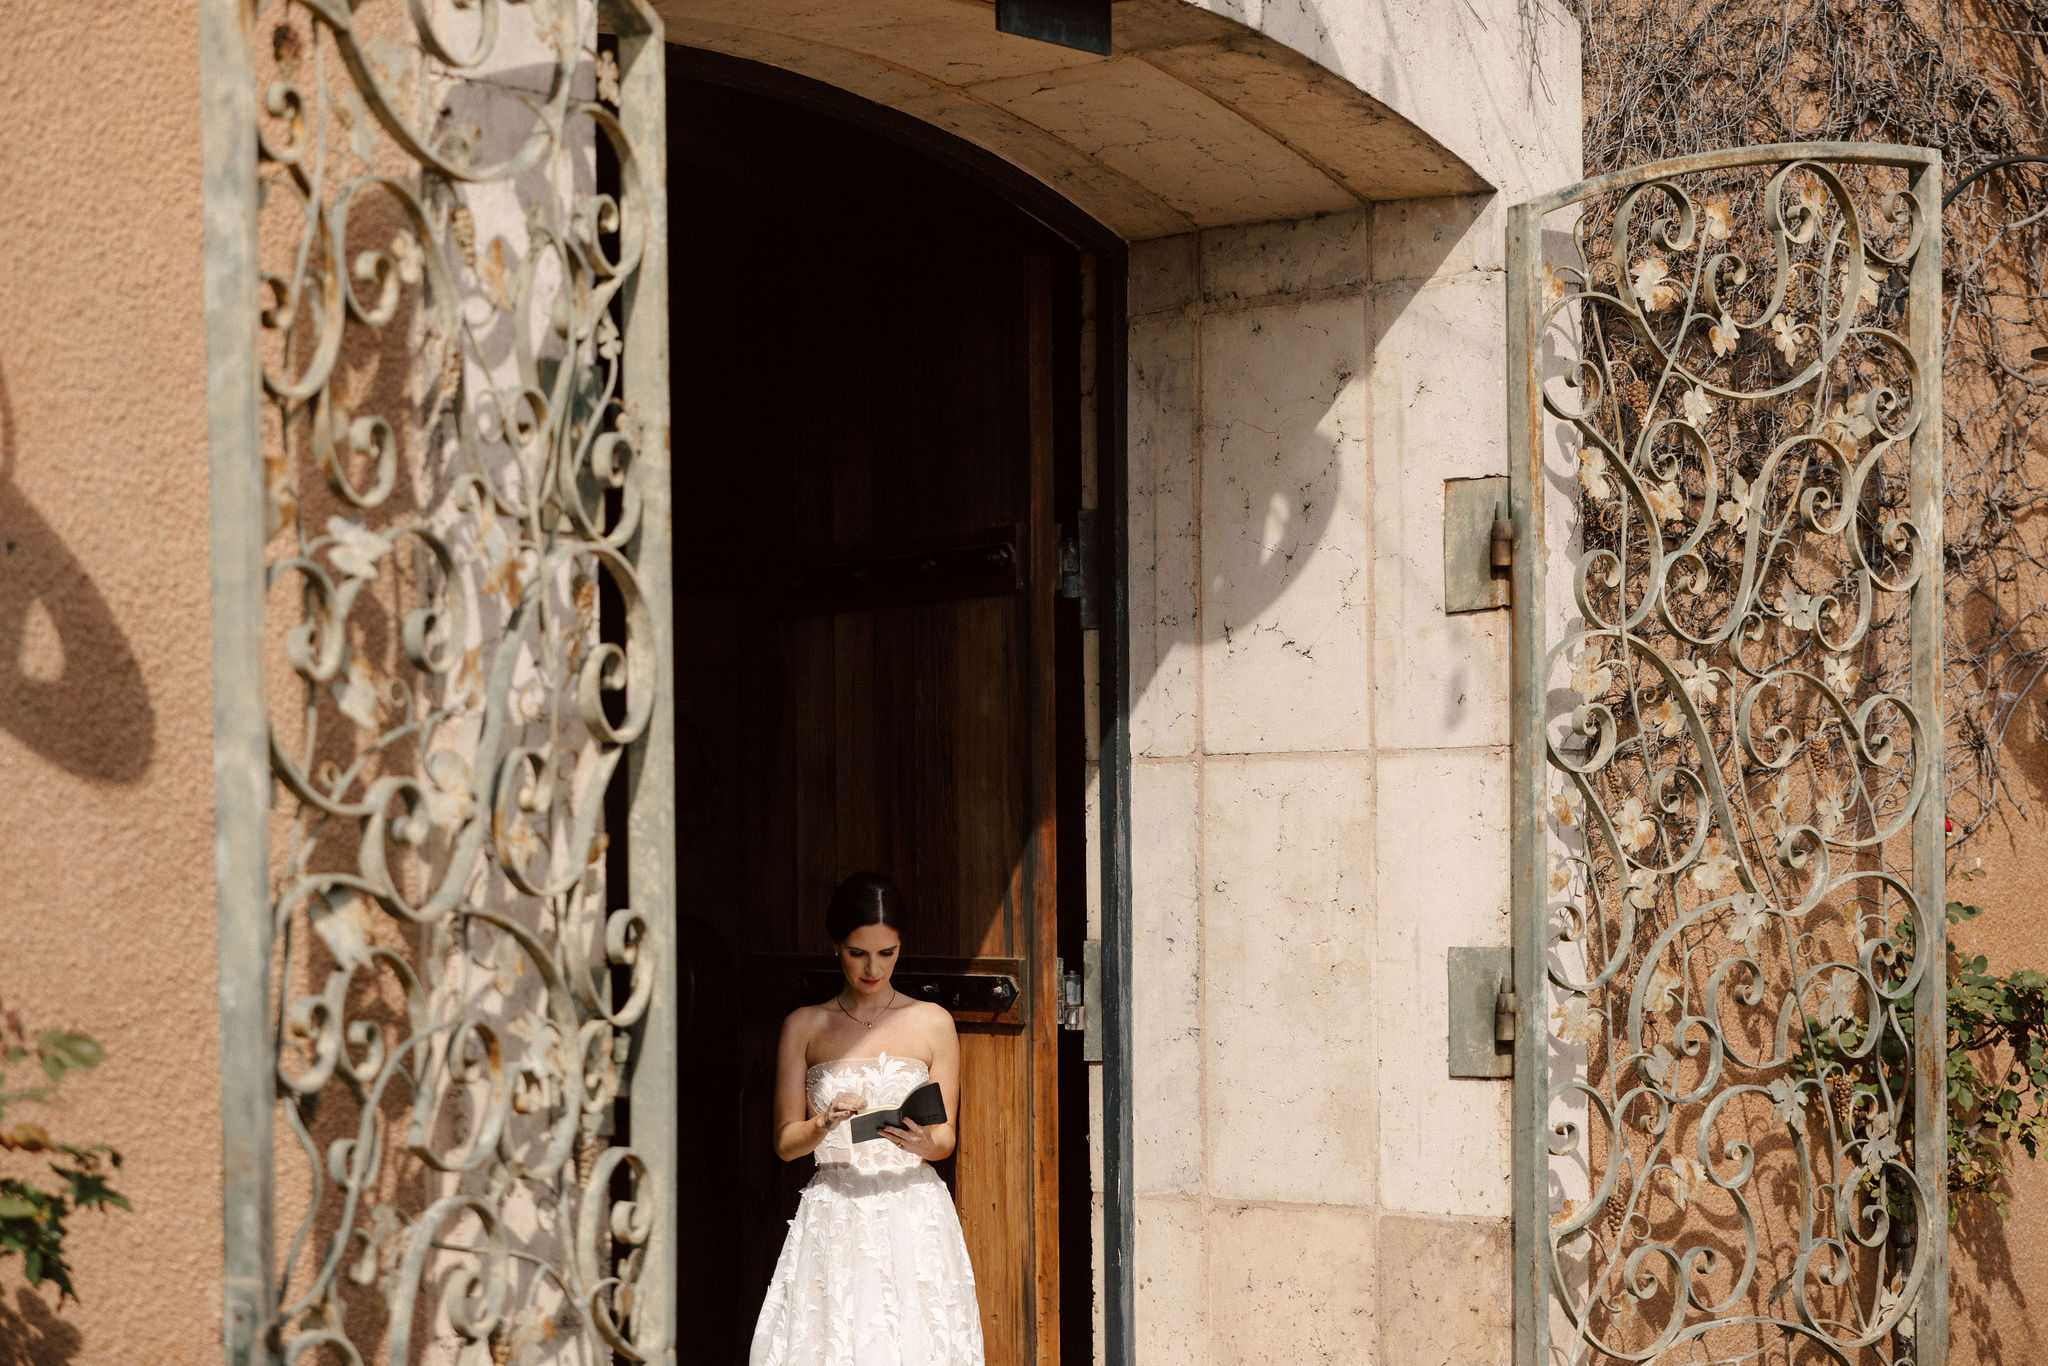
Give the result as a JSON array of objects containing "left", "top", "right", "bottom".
[{"left": 1568, "top": 0, "right": 2048, "bottom": 860}]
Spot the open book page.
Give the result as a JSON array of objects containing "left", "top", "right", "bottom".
[{"left": 849, "top": 1080, "right": 946, "bottom": 1143}]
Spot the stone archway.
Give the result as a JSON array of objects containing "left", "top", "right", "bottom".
[
  {"left": 650, "top": 5, "right": 1584, "bottom": 1364},
  {"left": 650, "top": 0, "right": 1491, "bottom": 239}
]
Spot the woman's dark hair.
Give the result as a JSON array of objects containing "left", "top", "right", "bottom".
[{"left": 825, "top": 872, "right": 908, "bottom": 944}]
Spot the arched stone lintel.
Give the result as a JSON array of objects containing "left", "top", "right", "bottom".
[{"left": 651, "top": 0, "right": 1492, "bottom": 241}]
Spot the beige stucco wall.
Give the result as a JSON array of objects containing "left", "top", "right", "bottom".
[
  {"left": 0, "top": 5, "right": 221, "bottom": 1362},
  {"left": 1949, "top": 769, "right": 2048, "bottom": 1365},
  {"left": 1182, "top": 0, "right": 1581, "bottom": 206}
]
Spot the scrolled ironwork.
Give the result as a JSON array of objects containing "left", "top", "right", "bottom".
[
  {"left": 246, "top": 0, "right": 664, "bottom": 1359},
  {"left": 1511, "top": 147, "right": 1946, "bottom": 1366}
]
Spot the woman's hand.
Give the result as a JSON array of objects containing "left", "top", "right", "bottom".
[
  {"left": 880, "top": 1117, "right": 944, "bottom": 1161},
  {"left": 818, "top": 1091, "right": 866, "bottom": 1132}
]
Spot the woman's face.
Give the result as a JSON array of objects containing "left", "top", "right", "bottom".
[{"left": 836, "top": 923, "right": 902, "bottom": 995}]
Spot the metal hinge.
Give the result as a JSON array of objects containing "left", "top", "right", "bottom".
[
  {"left": 1057, "top": 508, "right": 1101, "bottom": 629},
  {"left": 1490, "top": 512, "right": 1516, "bottom": 570},
  {"left": 1496, "top": 984, "right": 1519, "bottom": 1043},
  {"left": 1443, "top": 476, "right": 1512, "bottom": 614},
  {"left": 1447, "top": 945, "right": 1515, "bottom": 1078},
  {"left": 1057, "top": 942, "right": 1103, "bottom": 1062},
  {"left": 1058, "top": 958, "right": 1085, "bottom": 1032}
]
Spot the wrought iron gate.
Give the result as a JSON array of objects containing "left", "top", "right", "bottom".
[
  {"left": 201, "top": 1, "right": 674, "bottom": 1361},
  {"left": 1507, "top": 146, "right": 1947, "bottom": 1366}
]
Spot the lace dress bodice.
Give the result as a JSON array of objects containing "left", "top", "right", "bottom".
[
  {"left": 807, "top": 1053, "right": 931, "bottom": 1176},
  {"left": 752, "top": 1051, "right": 983, "bottom": 1364}
]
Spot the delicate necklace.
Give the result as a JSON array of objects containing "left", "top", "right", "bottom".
[{"left": 837, "top": 989, "right": 895, "bottom": 1029}]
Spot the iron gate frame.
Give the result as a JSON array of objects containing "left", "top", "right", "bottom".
[
  {"left": 1506, "top": 143, "right": 1948, "bottom": 1366},
  {"left": 200, "top": 1, "right": 675, "bottom": 1360}
]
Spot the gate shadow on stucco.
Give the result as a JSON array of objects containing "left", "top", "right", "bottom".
[
  {"left": 0, "top": 355, "right": 153, "bottom": 783},
  {"left": 0, "top": 1286, "right": 82, "bottom": 1366},
  {"left": 1953, "top": 1200, "right": 2037, "bottom": 1363}
]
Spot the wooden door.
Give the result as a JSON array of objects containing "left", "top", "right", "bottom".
[{"left": 669, "top": 72, "right": 1070, "bottom": 1366}]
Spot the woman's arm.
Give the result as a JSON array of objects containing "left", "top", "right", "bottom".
[
  {"left": 882, "top": 1004, "right": 960, "bottom": 1162},
  {"left": 770, "top": 1009, "right": 858, "bottom": 1162}
]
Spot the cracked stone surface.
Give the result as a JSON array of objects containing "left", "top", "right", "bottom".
[
  {"left": 1203, "top": 755, "right": 1376, "bottom": 1205},
  {"left": 1378, "top": 1214, "right": 1513, "bottom": 1366},
  {"left": 1200, "top": 295, "right": 1372, "bottom": 756},
  {"left": 1208, "top": 1203, "right": 1378, "bottom": 1364}
]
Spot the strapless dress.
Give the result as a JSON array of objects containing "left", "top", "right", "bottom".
[{"left": 749, "top": 1053, "right": 985, "bottom": 1366}]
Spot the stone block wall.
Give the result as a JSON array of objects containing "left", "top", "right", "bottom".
[{"left": 1108, "top": 197, "right": 1520, "bottom": 1364}]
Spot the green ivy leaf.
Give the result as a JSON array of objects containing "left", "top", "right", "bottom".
[{"left": 35, "top": 1030, "right": 104, "bottom": 1083}]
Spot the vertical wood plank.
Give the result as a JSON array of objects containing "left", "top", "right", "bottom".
[{"left": 1022, "top": 246, "right": 1063, "bottom": 1366}]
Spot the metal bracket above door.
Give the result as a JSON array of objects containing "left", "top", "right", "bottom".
[{"left": 995, "top": 0, "right": 1110, "bottom": 54}]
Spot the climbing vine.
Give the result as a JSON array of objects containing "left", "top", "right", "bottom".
[
  {"left": 1568, "top": 0, "right": 2048, "bottom": 849},
  {"left": 1792, "top": 899, "right": 2048, "bottom": 1219},
  {"left": 0, "top": 999, "right": 127, "bottom": 1301},
  {"left": 1938, "top": 899, "right": 2048, "bottom": 1213},
  {"left": 1566, "top": 0, "right": 2048, "bottom": 1218}
]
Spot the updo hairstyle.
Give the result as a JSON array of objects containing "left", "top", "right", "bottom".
[{"left": 825, "top": 871, "right": 909, "bottom": 945}]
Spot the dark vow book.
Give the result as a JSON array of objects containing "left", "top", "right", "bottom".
[{"left": 848, "top": 1081, "right": 947, "bottom": 1144}]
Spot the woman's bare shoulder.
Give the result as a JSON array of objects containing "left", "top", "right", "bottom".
[
  {"left": 902, "top": 998, "right": 956, "bottom": 1034},
  {"left": 781, "top": 1003, "right": 831, "bottom": 1039}
]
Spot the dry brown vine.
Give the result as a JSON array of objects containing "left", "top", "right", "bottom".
[{"left": 1566, "top": 0, "right": 2048, "bottom": 854}]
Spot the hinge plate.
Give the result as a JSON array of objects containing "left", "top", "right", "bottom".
[
  {"left": 1082, "top": 939, "right": 1101, "bottom": 1063},
  {"left": 1444, "top": 476, "right": 1512, "bottom": 614},
  {"left": 1447, "top": 945, "right": 1515, "bottom": 1078},
  {"left": 1058, "top": 508, "right": 1101, "bottom": 629}
]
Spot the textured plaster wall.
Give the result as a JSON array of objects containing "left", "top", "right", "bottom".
[
  {"left": 1114, "top": 194, "right": 1533, "bottom": 1364},
  {"left": 0, "top": 6, "right": 221, "bottom": 1362},
  {"left": 1949, "top": 785, "right": 2048, "bottom": 1365}
]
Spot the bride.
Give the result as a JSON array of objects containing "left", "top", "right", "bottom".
[{"left": 750, "top": 872, "right": 986, "bottom": 1366}]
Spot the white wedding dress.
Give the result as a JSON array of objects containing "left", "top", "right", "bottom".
[{"left": 751, "top": 1053, "right": 986, "bottom": 1366}]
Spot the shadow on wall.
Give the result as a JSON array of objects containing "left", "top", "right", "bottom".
[
  {"left": 1954, "top": 1200, "right": 2036, "bottom": 1362},
  {"left": 0, "top": 1288, "right": 82, "bottom": 1366},
  {"left": 1131, "top": 208, "right": 1477, "bottom": 726},
  {"left": 0, "top": 355, "right": 153, "bottom": 783}
]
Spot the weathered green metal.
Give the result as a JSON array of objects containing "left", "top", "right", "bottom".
[
  {"left": 1509, "top": 143, "right": 1946, "bottom": 1366},
  {"left": 1097, "top": 251, "right": 1139, "bottom": 1366},
  {"left": 201, "top": 1, "right": 274, "bottom": 1361},
  {"left": 1905, "top": 154, "right": 1949, "bottom": 1366},
  {"left": 606, "top": 5, "right": 674, "bottom": 1363},
  {"left": 1448, "top": 946, "right": 1516, "bottom": 1078},
  {"left": 1507, "top": 185, "right": 1551, "bottom": 1366},
  {"left": 1444, "top": 475, "right": 1513, "bottom": 615},
  {"left": 207, "top": 0, "right": 673, "bottom": 1359}
]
